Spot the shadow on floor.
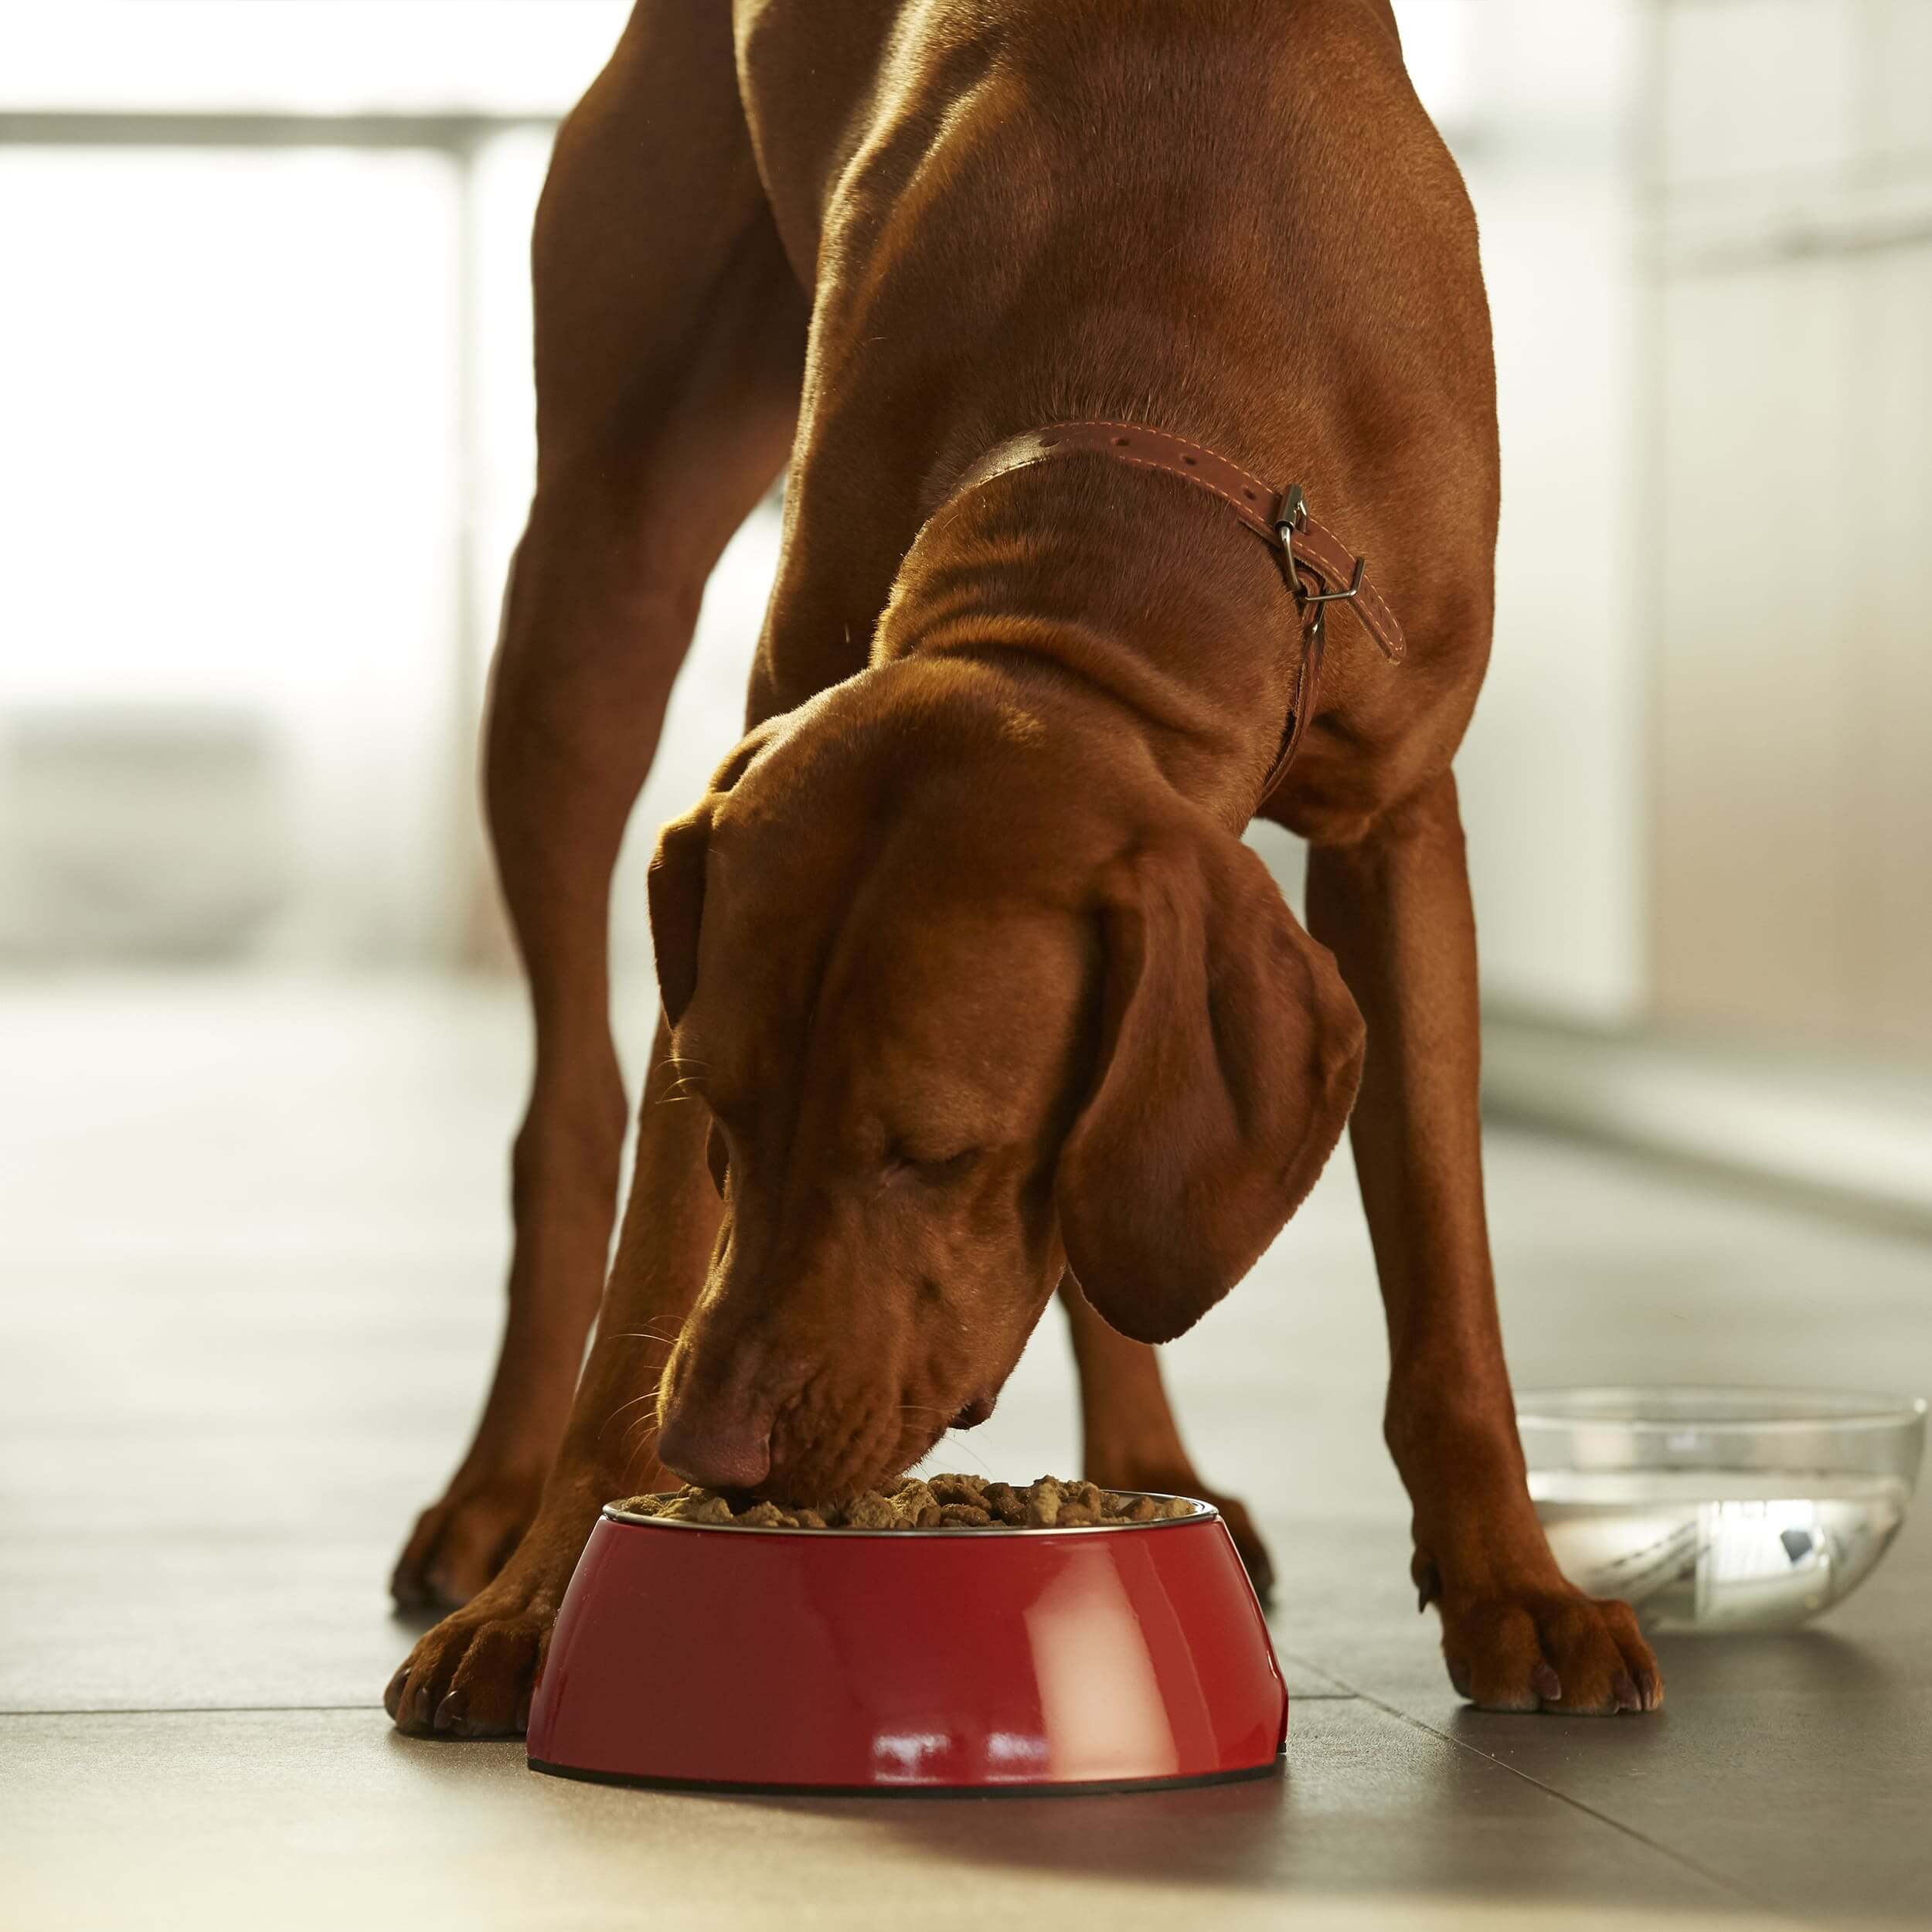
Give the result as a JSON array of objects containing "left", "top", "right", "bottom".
[{"left": 625, "top": 1706, "right": 1767, "bottom": 1917}]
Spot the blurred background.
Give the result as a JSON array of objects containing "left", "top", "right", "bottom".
[{"left": 3, "top": 0, "right": 1926, "bottom": 1229}]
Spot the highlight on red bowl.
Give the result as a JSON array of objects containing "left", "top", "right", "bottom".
[{"left": 526, "top": 1495, "right": 1287, "bottom": 1795}]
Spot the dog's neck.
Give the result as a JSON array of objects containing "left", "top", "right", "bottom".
[{"left": 872, "top": 454, "right": 1303, "bottom": 830}]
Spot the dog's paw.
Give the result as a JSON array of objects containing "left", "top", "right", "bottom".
[
  {"left": 1196, "top": 1485, "right": 1275, "bottom": 1604},
  {"left": 390, "top": 1464, "right": 546, "bottom": 1612},
  {"left": 1438, "top": 1583, "right": 1662, "bottom": 1716},
  {"left": 386, "top": 1571, "right": 560, "bottom": 1739},
  {"left": 1086, "top": 1459, "right": 1275, "bottom": 1604}
]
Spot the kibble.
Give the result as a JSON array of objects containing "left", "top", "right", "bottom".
[{"left": 611, "top": 1472, "right": 1199, "bottom": 1530}]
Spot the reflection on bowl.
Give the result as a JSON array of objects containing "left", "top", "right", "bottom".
[{"left": 1520, "top": 1387, "right": 1927, "bottom": 1632}]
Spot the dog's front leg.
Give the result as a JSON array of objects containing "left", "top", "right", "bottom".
[
  {"left": 1306, "top": 773, "right": 1660, "bottom": 1713},
  {"left": 1059, "top": 1279, "right": 1275, "bottom": 1599},
  {"left": 386, "top": 1019, "right": 720, "bottom": 1736}
]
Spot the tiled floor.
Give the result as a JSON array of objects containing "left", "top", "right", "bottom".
[{"left": 3, "top": 978, "right": 1927, "bottom": 1930}]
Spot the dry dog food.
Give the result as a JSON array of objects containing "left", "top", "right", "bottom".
[{"left": 612, "top": 1472, "right": 1198, "bottom": 1529}]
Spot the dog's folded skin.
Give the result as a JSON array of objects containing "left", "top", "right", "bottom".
[{"left": 386, "top": 0, "right": 1660, "bottom": 1738}]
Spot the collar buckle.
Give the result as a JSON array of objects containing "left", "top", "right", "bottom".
[{"left": 1274, "top": 483, "right": 1367, "bottom": 652}]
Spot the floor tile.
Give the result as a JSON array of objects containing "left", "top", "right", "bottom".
[{"left": 0, "top": 1702, "right": 1784, "bottom": 1932}]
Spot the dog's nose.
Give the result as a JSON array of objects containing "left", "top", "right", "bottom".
[{"left": 656, "top": 1410, "right": 772, "bottom": 1492}]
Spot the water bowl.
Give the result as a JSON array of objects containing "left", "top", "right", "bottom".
[{"left": 1521, "top": 1386, "right": 1926, "bottom": 1632}]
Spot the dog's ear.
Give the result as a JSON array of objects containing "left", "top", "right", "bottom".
[
  {"left": 646, "top": 801, "right": 715, "bottom": 1027},
  {"left": 1055, "top": 815, "right": 1365, "bottom": 1345},
  {"left": 647, "top": 724, "right": 782, "bottom": 1025}
]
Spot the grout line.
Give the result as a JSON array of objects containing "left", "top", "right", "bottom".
[
  {"left": 1268, "top": 1648, "right": 1357, "bottom": 1699},
  {"left": 0, "top": 1702, "right": 386, "bottom": 1719},
  {"left": 1274, "top": 1650, "right": 1808, "bottom": 1925},
  {"left": 2, "top": 1692, "right": 1368, "bottom": 1719}
]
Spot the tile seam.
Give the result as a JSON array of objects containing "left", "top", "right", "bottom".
[{"left": 1273, "top": 1648, "right": 1817, "bottom": 1928}]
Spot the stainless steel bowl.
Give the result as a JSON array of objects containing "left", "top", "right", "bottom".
[{"left": 1519, "top": 1386, "right": 1926, "bottom": 1632}]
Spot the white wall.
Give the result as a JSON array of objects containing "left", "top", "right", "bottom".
[
  {"left": 1646, "top": 0, "right": 1932, "bottom": 1056},
  {"left": 0, "top": 146, "right": 466, "bottom": 963},
  {"left": 1406, "top": 0, "right": 1649, "bottom": 1025}
]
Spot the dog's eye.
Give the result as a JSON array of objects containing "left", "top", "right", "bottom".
[
  {"left": 706, "top": 1121, "right": 730, "bottom": 1199},
  {"left": 887, "top": 1145, "right": 983, "bottom": 1185}
]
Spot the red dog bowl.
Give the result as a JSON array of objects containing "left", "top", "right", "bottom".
[{"left": 527, "top": 1495, "right": 1286, "bottom": 1794}]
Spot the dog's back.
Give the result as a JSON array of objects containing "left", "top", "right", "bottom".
[
  {"left": 736, "top": 0, "right": 1497, "bottom": 817},
  {"left": 736, "top": 0, "right": 1488, "bottom": 478}
]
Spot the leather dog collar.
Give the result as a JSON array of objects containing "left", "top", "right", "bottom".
[{"left": 940, "top": 420, "right": 1404, "bottom": 803}]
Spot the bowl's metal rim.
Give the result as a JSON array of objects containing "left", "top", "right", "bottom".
[
  {"left": 601, "top": 1489, "right": 1219, "bottom": 1538},
  {"left": 1515, "top": 1384, "right": 1929, "bottom": 1436}
]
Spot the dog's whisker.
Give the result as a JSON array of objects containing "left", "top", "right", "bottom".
[
  {"left": 624, "top": 1428, "right": 670, "bottom": 1481},
  {"left": 914, "top": 1432, "right": 995, "bottom": 1478},
  {"left": 595, "top": 1383, "right": 665, "bottom": 1445},
  {"left": 609, "top": 1366, "right": 668, "bottom": 1393},
  {"left": 653, "top": 1062, "right": 710, "bottom": 1088},
  {"left": 653, "top": 1057, "right": 713, "bottom": 1105},
  {"left": 600, "top": 1386, "right": 664, "bottom": 1430}
]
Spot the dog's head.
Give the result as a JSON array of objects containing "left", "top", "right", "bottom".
[{"left": 648, "top": 659, "right": 1362, "bottom": 1499}]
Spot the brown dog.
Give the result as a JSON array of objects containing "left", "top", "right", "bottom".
[{"left": 386, "top": 0, "right": 1661, "bottom": 1736}]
